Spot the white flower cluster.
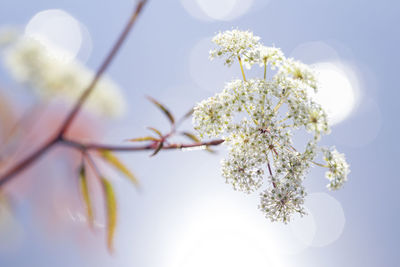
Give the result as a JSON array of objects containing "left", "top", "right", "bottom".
[
  {"left": 260, "top": 178, "right": 306, "bottom": 223},
  {"left": 1, "top": 34, "right": 125, "bottom": 118},
  {"left": 209, "top": 29, "right": 260, "bottom": 66},
  {"left": 193, "top": 29, "right": 350, "bottom": 223},
  {"left": 322, "top": 148, "right": 350, "bottom": 190},
  {"left": 0, "top": 27, "right": 19, "bottom": 47},
  {"left": 243, "top": 45, "right": 285, "bottom": 70}
]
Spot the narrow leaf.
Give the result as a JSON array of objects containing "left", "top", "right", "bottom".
[
  {"left": 126, "top": 136, "right": 158, "bottom": 142},
  {"left": 176, "top": 108, "right": 194, "bottom": 127},
  {"left": 146, "top": 96, "right": 175, "bottom": 124},
  {"left": 182, "top": 108, "right": 194, "bottom": 119},
  {"left": 204, "top": 146, "right": 217, "bottom": 153},
  {"left": 79, "top": 165, "right": 94, "bottom": 228},
  {"left": 147, "top": 127, "right": 163, "bottom": 138},
  {"left": 181, "top": 132, "right": 216, "bottom": 153},
  {"left": 101, "top": 178, "right": 117, "bottom": 253},
  {"left": 180, "top": 108, "right": 194, "bottom": 122},
  {"left": 100, "top": 150, "right": 139, "bottom": 187},
  {"left": 181, "top": 132, "right": 200, "bottom": 143},
  {"left": 150, "top": 141, "right": 163, "bottom": 157}
]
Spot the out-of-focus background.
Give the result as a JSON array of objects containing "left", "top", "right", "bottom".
[{"left": 0, "top": 0, "right": 398, "bottom": 266}]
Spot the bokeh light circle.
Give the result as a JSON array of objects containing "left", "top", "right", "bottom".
[
  {"left": 291, "top": 41, "right": 340, "bottom": 63},
  {"left": 180, "top": 0, "right": 255, "bottom": 21},
  {"left": 304, "top": 192, "right": 346, "bottom": 247},
  {"left": 167, "top": 194, "right": 320, "bottom": 267},
  {"left": 178, "top": 229, "right": 272, "bottom": 267},
  {"left": 25, "top": 9, "right": 86, "bottom": 62},
  {"left": 289, "top": 208, "right": 316, "bottom": 246},
  {"left": 310, "top": 62, "right": 359, "bottom": 125},
  {"left": 75, "top": 22, "right": 93, "bottom": 63}
]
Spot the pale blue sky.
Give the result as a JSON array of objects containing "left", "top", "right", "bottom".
[{"left": 0, "top": 0, "right": 399, "bottom": 266}]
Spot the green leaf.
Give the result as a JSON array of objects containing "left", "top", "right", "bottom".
[
  {"left": 181, "top": 132, "right": 216, "bottom": 153},
  {"left": 204, "top": 147, "right": 217, "bottom": 154},
  {"left": 181, "top": 108, "right": 194, "bottom": 121},
  {"left": 126, "top": 136, "right": 158, "bottom": 142},
  {"left": 79, "top": 165, "right": 94, "bottom": 228},
  {"left": 147, "top": 127, "right": 163, "bottom": 138},
  {"left": 101, "top": 178, "right": 117, "bottom": 253},
  {"left": 176, "top": 108, "right": 194, "bottom": 127},
  {"left": 146, "top": 96, "right": 175, "bottom": 125},
  {"left": 181, "top": 132, "right": 200, "bottom": 143},
  {"left": 100, "top": 150, "right": 139, "bottom": 187},
  {"left": 150, "top": 141, "right": 163, "bottom": 157}
]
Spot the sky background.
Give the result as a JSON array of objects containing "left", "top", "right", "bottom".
[{"left": 0, "top": 0, "right": 399, "bottom": 266}]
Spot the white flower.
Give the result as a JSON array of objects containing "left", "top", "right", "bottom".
[
  {"left": 286, "top": 97, "right": 330, "bottom": 138},
  {"left": 243, "top": 45, "right": 285, "bottom": 70},
  {"left": 193, "top": 29, "right": 350, "bottom": 223},
  {"left": 259, "top": 178, "right": 306, "bottom": 223},
  {"left": 192, "top": 86, "right": 237, "bottom": 138},
  {"left": 0, "top": 27, "right": 19, "bottom": 47},
  {"left": 272, "top": 150, "right": 309, "bottom": 182},
  {"left": 277, "top": 58, "right": 318, "bottom": 91},
  {"left": 209, "top": 29, "right": 260, "bottom": 66},
  {"left": 2, "top": 36, "right": 125, "bottom": 118},
  {"left": 222, "top": 150, "right": 264, "bottom": 193},
  {"left": 322, "top": 148, "right": 350, "bottom": 190},
  {"left": 305, "top": 103, "right": 330, "bottom": 137}
]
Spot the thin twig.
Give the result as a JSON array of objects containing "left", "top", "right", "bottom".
[
  {"left": 311, "top": 161, "right": 329, "bottom": 168},
  {"left": 58, "top": 0, "right": 147, "bottom": 137},
  {"left": 238, "top": 56, "right": 247, "bottom": 82},
  {"left": 0, "top": 1, "right": 148, "bottom": 187},
  {"left": 61, "top": 138, "right": 224, "bottom": 152},
  {"left": 0, "top": 136, "right": 58, "bottom": 187},
  {"left": 267, "top": 160, "right": 276, "bottom": 188},
  {"left": 84, "top": 152, "right": 102, "bottom": 180}
]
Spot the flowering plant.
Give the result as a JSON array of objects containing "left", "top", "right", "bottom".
[
  {"left": 193, "top": 29, "right": 350, "bottom": 223},
  {"left": 0, "top": 3, "right": 350, "bottom": 252}
]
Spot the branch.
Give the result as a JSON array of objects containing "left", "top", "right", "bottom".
[
  {"left": 0, "top": 136, "right": 58, "bottom": 187},
  {"left": 58, "top": 0, "right": 147, "bottom": 137},
  {"left": 0, "top": 0, "right": 148, "bottom": 187},
  {"left": 60, "top": 138, "right": 224, "bottom": 152}
]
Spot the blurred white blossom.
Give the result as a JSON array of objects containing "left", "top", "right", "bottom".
[
  {"left": 0, "top": 27, "right": 19, "bottom": 47},
  {"left": 1, "top": 34, "right": 125, "bottom": 118},
  {"left": 193, "top": 29, "right": 350, "bottom": 223}
]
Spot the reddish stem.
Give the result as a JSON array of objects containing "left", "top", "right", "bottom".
[
  {"left": 58, "top": 0, "right": 147, "bottom": 137},
  {"left": 0, "top": 1, "right": 148, "bottom": 187},
  {"left": 0, "top": 136, "right": 58, "bottom": 187},
  {"left": 60, "top": 138, "right": 224, "bottom": 152},
  {"left": 267, "top": 161, "right": 276, "bottom": 188}
]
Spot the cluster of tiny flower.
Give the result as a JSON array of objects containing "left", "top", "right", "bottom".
[
  {"left": 0, "top": 33, "right": 125, "bottom": 118},
  {"left": 209, "top": 29, "right": 260, "bottom": 66},
  {"left": 193, "top": 29, "right": 350, "bottom": 223},
  {"left": 260, "top": 178, "right": 306, "bottom": 223},
  {"left": 322, "top": 148, "right": 350, "bottom": 190}
]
